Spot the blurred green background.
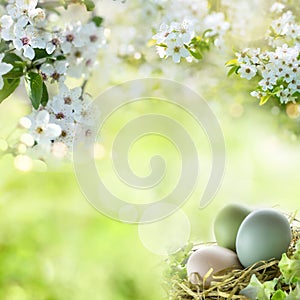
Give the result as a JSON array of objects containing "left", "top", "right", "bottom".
[
  {"left": 1, "top": 0, "right": 300, "bottom": 299},
  {"left": 1, "top": 82, "right": 300, "bottom": 300}
]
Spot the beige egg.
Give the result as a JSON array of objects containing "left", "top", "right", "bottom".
[{"left": 186, "top": 245, "right": 242, "bottom": 287}]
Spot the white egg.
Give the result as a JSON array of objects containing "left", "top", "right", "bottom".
[{"left": 186, "top": 245, "right": 242, "bottom": 287}]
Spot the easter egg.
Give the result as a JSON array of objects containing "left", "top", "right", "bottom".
[
  {"left": 186, "top": 245, "right": 242, "bottom": 287},
  {"left": 214, "top": 204, "right": 251, "bottom": 251},
  {"left": 236, "top": 209, "right": 292, "bottom": 268}
]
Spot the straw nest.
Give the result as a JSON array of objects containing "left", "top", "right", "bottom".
[{"left": 164, "top": 218, "right": 300, "bottom": 300}]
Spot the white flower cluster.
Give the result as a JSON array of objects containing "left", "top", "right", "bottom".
[
  {"left": 153, "top": 21, "right": 193, "bottom": 63},
  {"left": 236, "top": 45, "right": 300, "bottom": 104},
  {"left": 152, "top": 0, "right": 230, "bottom": 63},
  {"left": 0, "top": 0, "right": 105, "bottom": 160},
  {"left": 22, "top": 84, "right": 94, "bottom": 154},
  {"left": 233, "top": 4, "right": 300, "bottom": 105},
  {"left": 267, "top": 4, "right": 300, "bottom": 48}
]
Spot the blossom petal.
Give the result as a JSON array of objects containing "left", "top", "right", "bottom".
[
  {"left": 36, "top": 110, "right": 50, "bottom": 126},
  {"left": 173, "top": 53, "right": 181, "bottom": 63},
  {"left": 23, "top": 45, "right": 35, "bottom": 60},
  {"left": 13, "top": 38, "right": 23, "bottom": 51},
  {"left": 0, "top": 62, "right": 13, "bottom": 76},
  {"left": 17, "top": 16, "right": 29, "bottom": 28},
  {"left": 45, "top": 124, "right": 62, "bottom": 139},
  {"left": 46, "top": 42, "right": 55, "bottom": 54},
  {"left": 180, "top": 47, "right": 190, "bottom": 58}
]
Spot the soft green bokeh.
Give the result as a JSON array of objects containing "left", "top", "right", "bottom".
[{"left": 1, "top": 85, "right": 300, "bottom": 299}]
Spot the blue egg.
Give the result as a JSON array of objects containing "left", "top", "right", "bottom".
[{"left": 236, "top": 209, "right": 292, "bottom": 268}]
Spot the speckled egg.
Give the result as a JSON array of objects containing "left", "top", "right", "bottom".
[
  {"left": 186, "top": 245, "right": 242, "bottom": 287},
  {"left": 214, "top": 204, "right": 251, "bottom": 251},
  {"left": 236, "top": 209, "right": 292, "bottom": 268}
]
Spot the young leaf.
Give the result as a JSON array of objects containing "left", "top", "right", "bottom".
[
  {"left": 226, "top": 58, "right": 238, "bottom": 67},
  {"left": 240, "top": 274, "right": 264, "bottom": 300},
  {"left": 202, "top": 29, "right": 213, "bottom": 38},
  {"left": 92, "top": 16, "right": 104, "bottom": 27},
  {"left": 3, "top": 66, "right": 24, "bottom": 79},
  {"left": 2, "top": 53, "right": 23, "bottom": 64},
  {"left": 291, "top": 91, "right": 300, "bottom": 100},
  {"left": 271, "top": 290, "right": 286, "bottom": 300},
  {"left": 82, "top": 0, "right": 95, "bottom": 11},
  {"left": 188, "top": 49, "right": 202, "bottom": 60},
  {"left": 41, "top": 82, "right": 49, "bottom": 107},
  {"left": 259, "top": 94, "right": 271, "bottom": 106},
  {"left": 276, "top": 77, "right": 285, "bottom": 86},
  {"left": 34, "top": 48, "right": 52, "bottom": 61},
  {"left": 227, "top": 65, "right": 240, "bottom": 77},
  {"left": 0, "top": 78, "right": 20, "bottom": 103},
  {"left": 25, "top": 72, "right": 44, "bottom": 110},
  {"left": 56, "top": 55, "right": 66, "bottom": 61},
  {"left": 271, "top": 86, "right": 281, "bottom": 95},
  {"left": 0, "top": 40, "right": 9, "bottom": 52},
  {"left": 286, "top": 284, "right": 300, "bottom": 300}
]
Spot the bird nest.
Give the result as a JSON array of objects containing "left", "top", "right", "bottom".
[{"left": 163, "top": 217, "right": 300, "bottom": 300}]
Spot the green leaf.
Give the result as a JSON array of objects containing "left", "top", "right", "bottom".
[
  {"left": 56, "top": 55, "right": 66, "bottom": 61},
  {"left": 156, "top": 43, "right": 167, "bottom": 48},
  {"left": 259, "top": 94, "right": 271, "bottom": 106},
  {"left": 227, "top": 65, "right": 240, "bottom": 77},
  {"left": 92, "top": 16, "right": 104, "bottom": 27},
  {"left": 226, "top": 58, "right": 238, "bottom": 67},
  {"left": 41, "top": 82, "right": 49, "bottom": 107},
  {"left": 2, "top": 53, "right": 23, "bottom": 64},
  {"left": 271, "top": 86, "right": 282, "bottom": 95},
  {"left": 286, "top": 284, "right": 300, "bottom": 300},
  {"left": 188, "top": 35, "right": 215, "bottom": 59},
  {"left": 0, "top": 78, "right": 20, "bottom": 103},
  {"left": 241, "top": 275, "right": 277, "bottom": 300},
  {"left": 271, "top": 290, "right": 286, "bottom": 300},
  {"left": 0, "top": 40, "right": 9, "bottom": 52},
  {"left": 292, "top": 91, "right": 300, "bottom": 98},
  {"left": 25, "top": 72, "right": 44, "bottom": 110},
  {"left": 276, "top": 77, "right": 285, "bottom": 86},
  {"left": 278, "top": 253, "right": 300, "bottom": 284},
  {"left": 34, "top": 48, "right": 52, "bottom": 61},
  {"left": 202, "top": 29, "right": 214, "bottom": 38},
  {"left": 188, "top": 49, "right": 203, "bottom": 60},
  {"left": 191, "top": 36, "right": 200, "bottom": 44},
  {"left": 82, "top": 0, "right": 95, "bottom": 11},
  {"left": 3, "top": 66, "right": 24, "bottom": 79},
  {"left": 240, "top": 274, "right": 264, "bottom": 300}
]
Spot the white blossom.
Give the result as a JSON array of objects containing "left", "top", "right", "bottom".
[
  {"left": 61, "top": 23, "right": 85, "bottom": 54},
  {"left": 48, "top": 84, "right": 83, "bottom": 123},
  {"left": 27, "top": 110, "right": 62, "bottom": 151},
  {"left": 0, "top": 15, "right": 14, "bottom": 41},
  {"left": 165, "top": 39, "right": 190, "bottom": 63},
  {"left": 270, "top": 2, "right": 285, "bottom": 14},
  {"left": 13, "top": 24, "right": 47, "bottom": 59},
  {"left": 238, "top": 64, "right": 257, "bottom": 80},
  {"left": 153, "top": 20, "right": 193, "bottom": 63},
  {"left": 40, "top": 60, "right": 68, "bottom": 82},
  {"left": 152, "top": 2, "right": 229, "bottom": 63}
]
